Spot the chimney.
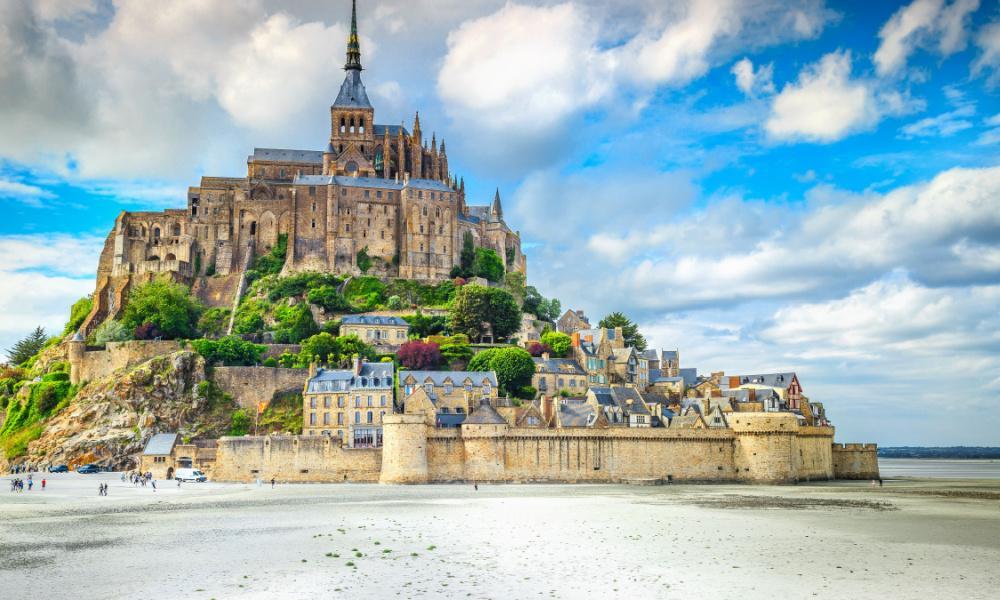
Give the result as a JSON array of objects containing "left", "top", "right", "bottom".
[
  {"left": 353, "top": 355, "right": 362, "bottom": 375},
  {"left": 542, "top": 395, "right": 554, "bottom": 424},
  {"left": 309, "top": 361, "right": 318, "bottom": 378},
  {"left": 571, "top": 332, "right": 580, "bottom": 348}
]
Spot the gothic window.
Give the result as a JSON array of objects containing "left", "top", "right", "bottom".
[
  {"left": 339, "top": 144, "right": 344, "bottom": 153},
  {"left": 346, "top": 161, "right": 358, "bottom": 174},
  {"left": 311, "top": 220, "right": 316, "bottom": 229},
  {"left": 419, "top": 225, "right": 423, "bottom": 233},
  {"left": 340, "top": 117, "right": 346, "bottom": 133},
  {"left": 309, "top": 186, "right": 316, "bottom": 197},
  {"left": 153, "top": 227, "right": 160, "bottom": 239},
  {"left": 345, "top": 224, "right": 350, "bottom": 232},
  {"left": 312, "top": 202, "right": 316, "bottom": 212},
  {"left": 360, "top": 145, "right": 364, "bottom": 154},
  {"left": 172, "top": 224, "right": 181, "bottom": 236},
  {"left": 422, "top": 206, "right": 427, "bottom": 216}
]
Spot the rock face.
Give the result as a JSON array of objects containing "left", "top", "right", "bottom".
[{"left": 22, "top": 351, "right": 231, "bottom": 470}]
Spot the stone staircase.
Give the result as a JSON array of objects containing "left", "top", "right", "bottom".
[{"left": 226, "top": 237, "right": 256, "bottom": 335}]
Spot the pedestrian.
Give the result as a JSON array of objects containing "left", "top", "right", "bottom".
[
  {"left": 879, "top": 478, "right": 884, "bottom": 488},
  {"left": 98, "top": 483, "right": 103, "bottom": 496},
  {"left": 28, "top": 479, "right": 33, "bottom": 491},
  {"left": 474, "top": 482, "right": 478, "bottom": 491},
  {"left": 41, "top": 479, "right": 46, "bottom": 491},
  {"left": 271, "top": 477, "right": 275, "bottom": 489},
  {"left": 151, "top": 479, "right": 156, "bottom": 492}
]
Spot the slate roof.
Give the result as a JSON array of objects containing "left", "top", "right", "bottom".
[
  {"left": 680, "top": 368, "right": 698, "bottom": 387},
  {"left": 612, "top": 387, "right": 650, "bottom": 416},
  {"left": 436, "top": 413, "right": 466, "bottom": 428},
  {"left": 307, "top": 362, "right": 395, "bottom": 393},
  {"left": 373, "top": 124, "right": 409, "bottom": 137},
  {"left": 639, "top": 349, "right": 660, "bottom": 361},
  {"left": 464, "top": 399, "right": 507, "bottom": 425},
  {"left": 250, "top": 148, "right": 325, "bottom": 164},
  {"left": 533, "top": 357, "right": 586, "bottom": 375},
  {"left": 669, "top": 415, "right": 702, "bottom": 428},
  {"left": 292, "top": 174, "right": 454, "bottom": 193},
  {"left": 400, "top": 370, "right": 498, "bottom": 387},
  {"left": 143, "top": 433, "right": 178, "bottom": 456},
  {"left": 559, "top": 400, "right": 597, "bottom": 427},
  {"left": 733, "top": 373, "right": 797, "bottom": 388},
  {"left": 662, "top": 350, "right": 679, "bottom": 361},
  {"left": 333, "top": 69, "right": 372, "bottom": 108},
  {"left": 590, "top": 386, "right": 616, "bottom": 407},
  {"left": 341, "top": 315, "right": 408, "bottom": 327}
]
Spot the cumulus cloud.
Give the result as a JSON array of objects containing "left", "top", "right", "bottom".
[
  {"left": 765, "top": 51, "right": 918, "bottom": 143},
  {"left": 0, "top": 179, "right": 56, "bottom": 207},
  {"left": 731, "top": 57, "right": 774, "bottom": 96},
  {"left": 437, "top": 0, "right": 833, "bottom": 169},
  {"left": 874, "top": 0, "right": 981, "bottom": 76}
]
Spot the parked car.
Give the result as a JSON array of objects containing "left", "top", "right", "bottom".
[
  {"left": 174, "top": 468, "right": 207, "bottom": 482},
  {"left": 48, "top": 464, "right": 69, "bottom": 473},
  {"left": 76, "top": 464, "right": 101, "bottom": 474}
]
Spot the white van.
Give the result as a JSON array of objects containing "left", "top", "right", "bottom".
[{"left": 174, "top": 468, "right": 207, "bottom": 482}]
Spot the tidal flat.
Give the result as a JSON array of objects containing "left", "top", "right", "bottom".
[{"left": 2, "top": 474, "right": 998, "bottom": 599}]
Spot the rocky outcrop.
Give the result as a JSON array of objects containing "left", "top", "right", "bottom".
[{"left": 21, "top": 351, "right": 234, "bottom": 470}]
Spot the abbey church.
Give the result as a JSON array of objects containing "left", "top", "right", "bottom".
[{"left": 82, "top": 0, "right": 525, "bottom": 333}]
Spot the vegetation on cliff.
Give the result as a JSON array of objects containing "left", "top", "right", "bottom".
[
  {"left": 467, "top": 347, "right": 535, "bottom": 398},
  {"left": 122, "top": 277, "right": 203, "bottom": 339},
  {"left": 448, "top": 284, "right": 520, "bottom": 342}
]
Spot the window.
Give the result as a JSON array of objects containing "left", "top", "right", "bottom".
[
  {"left": 323, "top": 397, "right": 330, "bottom": 408},
  {"left": 337, "top": 397, "right": 344, "bottom": 408},
  {"left": 367, "top": 396, "right": 373, "bottom": 407},
  {"left": 311, "top": 220, "right": 316, "bottom": 229},
  {"left": 355, "top": 411, "right": 361, "bottom": 424},
  {"left": 310, "top": 413, "right": 316, "bottom": 425},
  {"left": 354, "top": 396, "right": 361, "bottom": 407},
  {"left": 444, "top": 383, "right": 453, "bottom": 394},
  {"left": 310, "top": 397, "right": 317, "bottom": 409},
  {"left": 377, "top": 191, "right": 382, "bottom": 199},
  {"left": 338, "top": 413, "right": 344, "bottom": 425},
  {"left": 323, "top": 413, "right": 330, "bottom": 425},
  {"left": 424, "top": 383, "right": 433, "bottom": 394},
  {"left": 345, "top": 224, "right": 351, "bottom": 232},
  {"left": 364, "top": 190, "right": 370, "bottom": 199},
  {"left": 380, "top": 395, "right": 387, "bottom": 407},
  {"left": 367, "top": 411, "right": 373, "bottom": 424}
]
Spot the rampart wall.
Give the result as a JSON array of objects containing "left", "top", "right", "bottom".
[
  {"left": 212, "top": 366, "right": 307, "bottom": 409},
  {"left": 832, "top": 443, "right": 880, "bottom": 479},
  {"left": 74, "top": 340, "right": 182, "bottom": 383},
  {"left": 214, "top": 415, "right": 849, "bottom": 484},
  {"left": 213, "top": 435, "right": 381, "bottom": 482}
]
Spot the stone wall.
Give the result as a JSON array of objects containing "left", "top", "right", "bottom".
[
  {"left": 213, "top": 435, "right": 381, "bottom": 482},
  {"left": 74, "top": 340, "right": 182, "bottom": 383},
  {"left": 212, "top": 366, "right": 307, "bottom": 409},
  {"left": 832, "top": 443, "right": 880, "bottom": 479},
  {"left": 213, "top": 415, "right": 865, "bottom": 484}
]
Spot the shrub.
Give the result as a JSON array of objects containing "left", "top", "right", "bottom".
[
  {"left": 299, "top": 333, "right": 339, "bottom": 364},
  {"left": 262, "top": 357, "right": 278, "bottom": 367},
  {"left": 232, "top": 299, "right": 268, "bottom": 335},
  {"left": 197, "top": 308, "right": 231, "bottom": 338},
  {"left": 356, "top": 246, "right": 373, "bottom": 274},
  {"left": 120, "top": 277, "right": 202, "bottom": 339},
  {"left": 540, "top": 331, "right": 572, "bottom": 357},
  {"left": 397, "top": 341, "right": 442, "bottom": 370},
  {"left": 439, "top": 343, "right": 473, "bottom": 368},
  {"left": 307, "top": 285, "right": 351, "bottom": 312},
  {"left": 63, "top": 296, "right": 93, "bottom": 335},
  {"left": 403, "top": 312, "right": 448, "bottom": 338},
  {"left": 272, "top": 304, "right": 319, "bottom": 344},
  {"left": 526, "top": 342, "right": 552, "bottom": 357},
  {"left": 344, "top": 276, "right": 386, "bottom": 309},
  {"left": 229, "top": 409, "right": 251, "bottom": 436},
  {"left": 386, "top": 295, "right": 402, "bottom": 310},
  {"left": 190, "top": 336, "right": 266, "bottom": 366},
  {"left": 267, "top": 272, "right": 342, "bottom": 303},
  {"left": 92, "top": 319, "right": 131, "bottom": 346},
  {"left": 472, "top": 247, "right": 504, "bottom": 282}
]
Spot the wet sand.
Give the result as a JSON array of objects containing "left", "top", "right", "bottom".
[{"left": 1, "top": 474, "right": 998, "bottom": 599}]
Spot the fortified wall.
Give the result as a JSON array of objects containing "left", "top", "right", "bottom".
[
  {"left": 214, "top": 413, "right": 877, "bottom": 484},
  {"left": 68, "top": 339, "right": 182, "bottom": 384},
  {"left": 212, "top": 366, "right": 307, "bottom": 410},
  {"left": 832, "top": 443, "right": 880, "bottom": 479}
]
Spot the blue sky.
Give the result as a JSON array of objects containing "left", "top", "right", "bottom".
[{"left": 1, "top": 0, "right": 998, "bottom": 445}]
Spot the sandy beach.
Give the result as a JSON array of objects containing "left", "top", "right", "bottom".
[{"left": 1, "top": 474, "right": 998, "bottom": 599}]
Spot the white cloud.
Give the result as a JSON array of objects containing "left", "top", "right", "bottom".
[
  {"left": 900, "top": 103, "right": 975, "bottom": 138},
  {"left": 0, "top": 233, "right": 105, "bottom": 277},
  {"left": 0, "top": 179, "right": 56, "bottom": 207},
  {"left": 874, "top": 0, "right": 981, "bottom": 76},
  {"left": 766, "top": 51, "right": 881, "bottom": 142},
  {"left": 972, "top": 19, "right": 1000, "bottom": 86},
  {"left": 731, "top": 58, "right": 774, "bottom": 96}
]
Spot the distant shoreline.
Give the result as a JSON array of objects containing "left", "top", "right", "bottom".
[{"left": 878, "top": 447, "right": 1000, "bottom": 459}]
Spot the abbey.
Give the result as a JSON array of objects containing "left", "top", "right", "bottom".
[{"left": 81, "top": 1, "right": 524, "bottom": 333}]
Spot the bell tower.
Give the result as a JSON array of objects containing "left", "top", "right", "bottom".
[{"left": 327, "top": 0, "right": 375, "bottom": 176}]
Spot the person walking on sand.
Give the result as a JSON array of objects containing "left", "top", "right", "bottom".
[
  {"left": 271, "top": 477, "right": 275, "bottom": 489},
  {"left": 151, "top": 479, "right": 156, "bottom": 492},
  {"left": 27, "top": 479, "right": 33, "bottom": 491},
  {"left": 41, "top": 479, "right": 46, "bottom": 491},
  {"left": 879, "top": 478, "right": 884, "bottom": 488}
]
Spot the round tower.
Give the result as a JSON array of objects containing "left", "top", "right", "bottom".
[
  {"left": 730, "top": 412, "right": 800, "bottom": 483},
  {"left": 68, "top": 331, "right": 86, "bottom": 385},
  {"left": 379, "top": 414, "right": 429, "bottom": 484}
]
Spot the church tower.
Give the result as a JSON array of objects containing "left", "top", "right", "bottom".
[{"left": 326, "top": 0, "right": 375, "bottom": 177}]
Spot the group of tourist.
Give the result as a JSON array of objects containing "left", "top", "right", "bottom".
[
  {"left": 7, "top": 464, "right": 38, "bottom": 474},
  {"left": 9, "top": 476, "right": 45, "bottom": 492},
  {"left": 124, "top": 471, "right": 156, "bottom": 490}
]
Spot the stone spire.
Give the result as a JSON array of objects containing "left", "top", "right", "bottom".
[
  {"left": 492, "top": 188, "right": 503, "bottom": 219},
  {"left": 345, "top": 0, "right": 362, "bottom": 71}
]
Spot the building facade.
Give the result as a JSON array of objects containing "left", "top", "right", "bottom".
[
  {"left": 303, "top": 359, "right": 394, "bottom": 447},
  {"left": 79, "top": 1, "right": 525, "bottom": 336},
  {"left": 339, "top": 315, "right": 409, "bottom": 348}
]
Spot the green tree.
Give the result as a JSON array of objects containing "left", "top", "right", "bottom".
[
  {"left": 273, "top": 303, "right": 319, "bottom": 343},
  {"left": 92, "top": 320, "right": 131, "bottom": 346},
  {"left": 439, "top": 343, "right": 474, "bottom": 368},
  {"left": 472, "top": 247, "right": 504, "bottom": 282},
  {"left": 6, "top": 327, "right": 47, "bottom": 366},
  {"left": 121, "top": 277, "right": 202, "bottom": 339},
  {"left": 503, "top": 271, "right": 526, "bottom": 307},
  {"left": 448, "top": 285, "right": 520, "bottom": 342},
  {"left": 468, "top": 347, "right": 535, "bottom": 397},
  {"left": 460, "top": 231, "right": 475, "bottom": 274},
  {"left": 403, "top": 311, "right": 448, "bottom": 338},
  {"left": 307, "top": 285, "right": 351, "bottom": 312},
  {"left": 190, "top": 336, "right": 265, "bottom": 366},
  {"left": 229, "top": 409, "right": 251, "bottom": 436},
  {"left": 356, "top": 246, "right": 373, "bottom": 274},
  {"left": 598, "top": 312, "right": 647, "bottom": 351},
  {"left": 63, "top": 296, "right": 93, "bottom": 335},
  {"left": 197, "top": 307, "right": 230, "bottom": 338},
  {"left": 299, "top": 332, "right": 339, "bottom": 363},
  {"left": 540, "top": 331, "right": 572, "bottom": 357}
]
